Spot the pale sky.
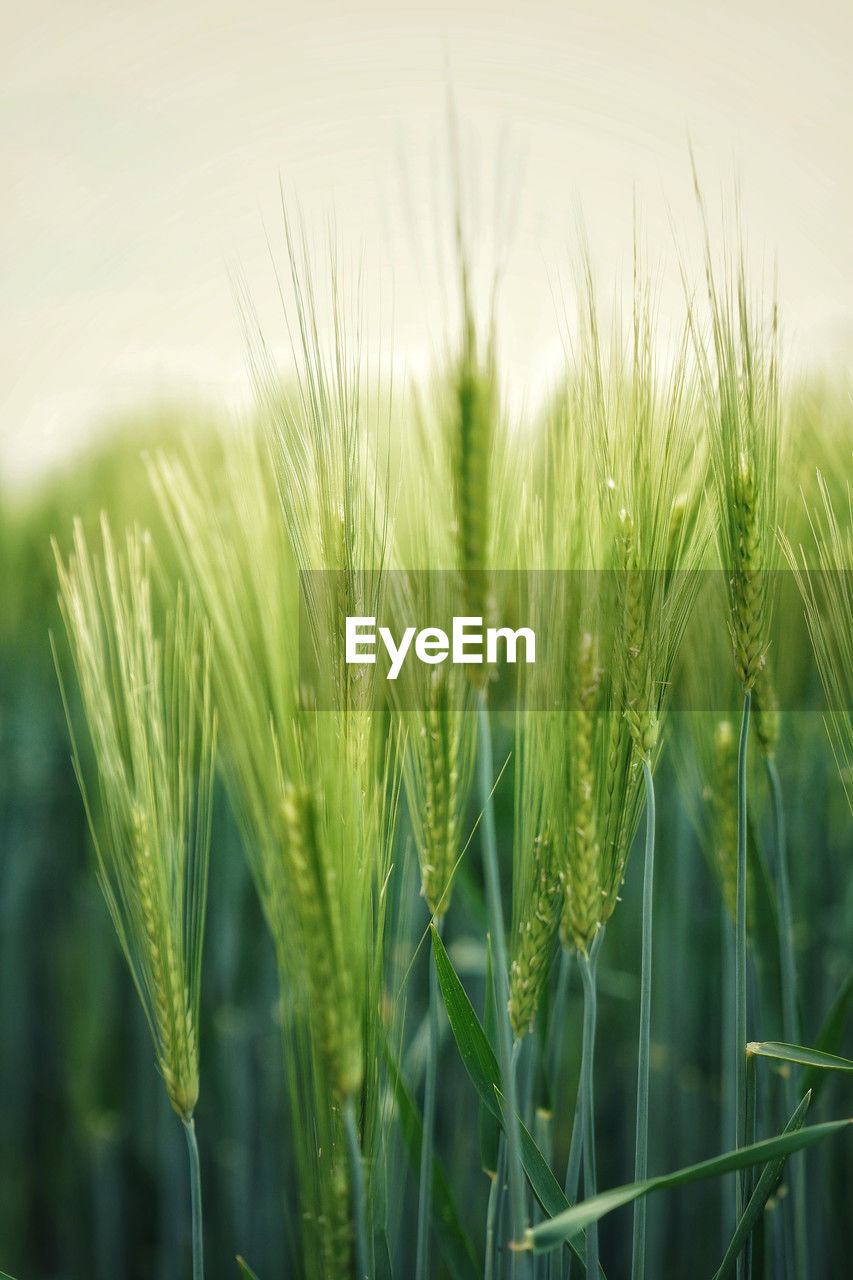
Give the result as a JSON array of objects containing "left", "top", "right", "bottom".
[{"left": 3, "top": 0, "right": 852, "bottom": 488}]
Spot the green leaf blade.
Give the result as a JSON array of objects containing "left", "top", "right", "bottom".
[
  {"left": 430, "top": 925, "right": 606, "bottom": 1277},
  {"left": 526, "top": 1118, "right": 850, "bottom": 1254},
  {"left": 711, "top": 1091, "right": 811, "bottom": 1280},
  {"left": 383, "top": 1034, "right": 481, "bottom": 1280},
  {"left": 801, "top": 965, "right": 853, "bottom": 1100},
  {"left": 750, "top": 1041, "right": 853, "bottom": 1073}
]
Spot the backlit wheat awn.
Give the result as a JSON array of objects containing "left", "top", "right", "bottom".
[
  {"left": 54, "top": 517, "right": 215, "bottom": 1280},
  {"left": 784, "top": 471, "right": 853, "bottom": 816},
  {"left": 153, "top": 243, "right": 400, "bottom": 1277}
]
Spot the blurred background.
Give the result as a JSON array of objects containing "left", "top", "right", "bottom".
[
  {"left": 4, "top": 0, "right": 853, "bottom": 488},
  {"left": 3, "top": 2, "right": 853, "bottom": 1277}
]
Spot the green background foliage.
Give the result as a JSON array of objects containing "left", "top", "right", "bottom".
[{"left": 2, "top": 383, "right": 853, "bottom": 1278}]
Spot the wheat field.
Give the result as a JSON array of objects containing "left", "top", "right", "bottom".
[{"left": 1, "top": 195, "right": 853, "bottom": 1280}]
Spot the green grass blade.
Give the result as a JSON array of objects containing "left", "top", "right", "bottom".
[
  {"left": 523, "top": 1118, "right": 850, "bottom": 1254},
  {"left": 383, "top": 1036, "right": 481, "bottom": 1280},
  {"left": 430, "top": 925, "right": 606, "bottom": 1277},
  {"left": 431, "top": 924, "right": 503, "bottom": 1121},
  {"left": 712, "top": 1092, "right": 812, "bottom": 1280},
  {"left": 236, "top": 1259, "right": 260, "bottom": 1280},
  {"left": 750, "top": 1041, "right": 853, "bottom": 1073},
  {"left": 800, "top": 966, "right": 853, "bottom": 1101}
]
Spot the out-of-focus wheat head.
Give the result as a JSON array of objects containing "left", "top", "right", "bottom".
[
  {"left": 249, "top": 216, "right": 390, "bottom": 719},
  {"left": 54, "top": 518, "right": 216, "bottom": 1121},
  {"left": 577, "top": 253, "right": 708, "bottom": 764},
  {"left": 405, "top": 663, "right": 475, "bottom": 918},
  {"left": 509, "top": 501, "right": 564, "bottom": 1032},
  {"left": 442, "top": 229, "right": 520, "bottom": 687},
  {"left": 536, "top": 256, "right": 706, "bottom": 957},
  {"left": 690, "top": 199, "right": 782, "bottom": 706},
  {"left": 389, "top": 504, "right": 476, "bottom": 918},
  {"left": 153, "top": 230, "right": 401, "bottom": 1278},
  {"left": 783, "top": 469, "right": 853, "bottom": 814}
]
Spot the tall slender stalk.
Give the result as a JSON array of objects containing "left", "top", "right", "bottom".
[
  {"left": 563, "top": 959, "right": 584, "bottom": 1207},
  {"left": 477, "top": 690, "right": 528, "bottom": 1275},
  {"left": 183, "top": 1118, "right": 204, "bottom": 1280},
  {"left": 578, "top": 949, "right": 600, "bottom": 1279},
  {"left": 562, "top": 970, "right": 585, "bottom": 1280},
  {"left": 548, "top": 949, "right": 571, "bottom": 1097},
  {"left": 735, "top": 690, "right": 752, "bottom": 1280},
  {"left": 562, "top": 933, "right": 604, "bottom": 1280},
  {"left": 721, "top": 905, "right": 736, "bottom": 1251},
  {"left": 765, "top": 757, "right": 796, "bottom": 1071},
  {"left": 631, "top": 757, "right": 656, "bottom": 1280},
  {"left": 493, "top": 1038, "right": 528, "bottom": 1269},
  {"left": 744, "top": 1048, "right": 757, "bottom": 1280},
  {"left": 533, "top": 1108, "right": 553, "bottom": 1280},
  {"left": 344, "top": 1098, "right": 369, "bottom": 1280},
  {"left": 416, "top": 918, "right": 443, "bottom": 1280},
  {"left": 765, "top": 756, "right": 806, "bottom": 1279},
  {"left": 486, "top": 1137, "right": 507, "bottom": 1280}
]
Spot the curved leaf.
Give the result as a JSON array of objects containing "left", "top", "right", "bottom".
[
  {"left": 524, "top": 1118, "right": 850, "bottom": 1253},
  {"left": 383, "top": 1035, "right": 481, "bottom": 1280},
  {"left": 801, "top": 965, "right": 853, "bottom": 1101},
  {"left": 712, "top": 1091, "right": 811, "bottom": 1280},
  {"left": 750, "top": 1041, "right": 853, "bottom": 1073},
  {"left": 430, "top": 925, "right": 606, "bottom": 1277}
]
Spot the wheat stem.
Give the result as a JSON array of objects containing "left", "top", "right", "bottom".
[
  {"left": 476, "top": 689, "right": 528, "bottom": 1277},
  {"left": 721, "top": 903, "right": 737, "bottom": 1252},
  {"left": 344, "top": 1097, "right": 369, "bottom": 1280},
  {"left": 548, "top": 948, "right": 571, "bottom": 1093},
  {"left": 563, "top": 966, "right": 584, "bottom": 1210},
  {"left": 416, "top": 916, "right": 443, "bottom": 1280},
  {"left": 735, "top": 690, "right": 751, "bottom": 1280},
  {"left": 765, "top": 756, "right": 806, "bottom": 1280},
  {"left": 578, "top": 947, "right": 600, "bottom": 1279},
  {"left": 744, "top": 1048, "right": 757, "bottom": 1279},
  {"left": 631, "top": 757, "right": 656, "bottom": 1280},
  {"left": 486, "top": 1138, "right": 506, "bottom": 1280},
  {"left": 182, "top": 1117, "right": 204, "bottom": 1280},
  {"left": 563, "top": 926, "right": 604, "bottom": 1214},
  {"left": 533, "top": 1108, "right": 552, "bottom": 1280},
  {"left": 765, "top": 758, "right": 797, "bottom": 1054},
  {"left": 494, "top": 1038, "right": 527, "bottom": 1268}
]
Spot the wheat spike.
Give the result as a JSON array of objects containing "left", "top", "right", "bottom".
[{"left": 54, "top": 518, "right": 215, "bottom": 1121}]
